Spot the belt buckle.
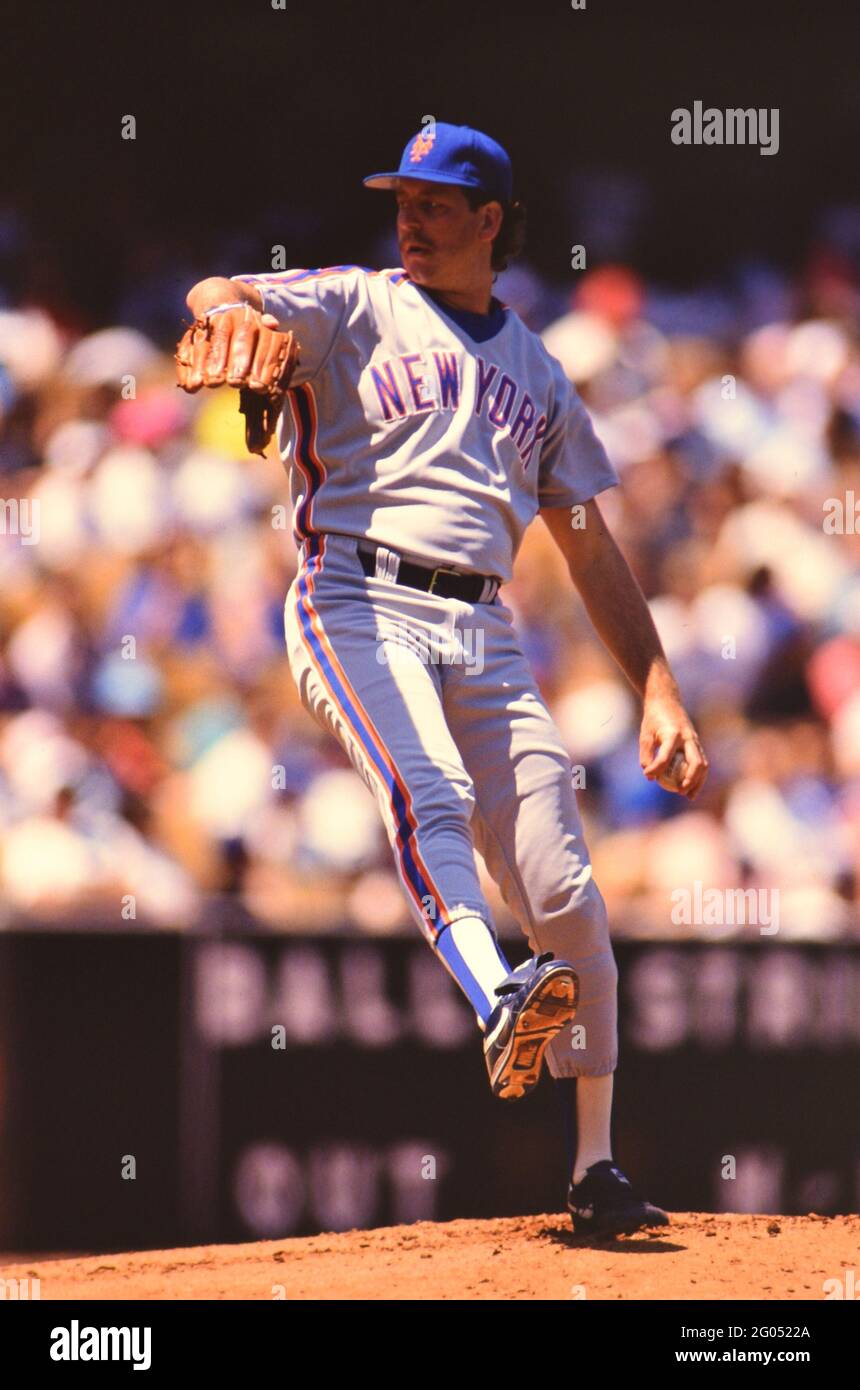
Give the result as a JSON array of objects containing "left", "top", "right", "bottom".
[{"left": 427, "top": 565, "right": 460, "bottom": 595}]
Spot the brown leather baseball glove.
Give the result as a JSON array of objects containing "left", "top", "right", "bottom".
[{"left": 175, "top": 303, "right": 299, "bottom": 456}]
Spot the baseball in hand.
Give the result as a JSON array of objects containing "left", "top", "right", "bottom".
[{"left": 657, "top": 749, "right": 687, "bottom": 792}]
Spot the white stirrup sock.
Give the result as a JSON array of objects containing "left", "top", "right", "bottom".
[
  {"left": 437, "top": 915, "right": 512, "bottom": 1028},
  {"left": 573, "top": 1072, "right": 614, "bottom": 1185}
]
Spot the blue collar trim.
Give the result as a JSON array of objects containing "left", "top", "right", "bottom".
[{"left": 418, "top": 286, "right": 508, "bottom": 343}]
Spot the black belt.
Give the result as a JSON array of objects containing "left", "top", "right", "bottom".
[{"left": 356, "top": 540, "right": 500, "bottom": 603}]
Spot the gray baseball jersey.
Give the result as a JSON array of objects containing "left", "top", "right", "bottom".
[
  {"left": 231, "top": 265, "right": 618, "bottom": 581},
  {"left": 231, "top": 263, "right": 619, "bottom": 1078}
]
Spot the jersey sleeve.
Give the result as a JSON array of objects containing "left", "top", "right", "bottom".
[
  {"left": 229, "top": 268, "right": 353, "bottom": 385},
  {"left": 536, "top": 368, "right": 619, "bottom": 509}
]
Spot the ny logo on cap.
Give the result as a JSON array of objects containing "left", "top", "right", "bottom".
[{"left": 409, "top": 130, "right": 435, "bottom": 162}]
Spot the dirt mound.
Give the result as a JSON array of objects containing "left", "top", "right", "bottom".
[{"left": 4, "top": 1212, "right": 856, "bottom": 1300}]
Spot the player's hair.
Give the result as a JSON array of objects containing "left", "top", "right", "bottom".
[{"left": 464, "top": 190, "right": 527, "bottom": 273}]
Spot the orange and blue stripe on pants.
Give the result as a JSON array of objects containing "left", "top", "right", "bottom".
[{"left": 289, "top": 532, "right": 511, "bottom": 1021}]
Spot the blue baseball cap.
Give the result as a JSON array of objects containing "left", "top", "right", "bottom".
[{"left": 363, "top": 122, "right": 513, "bottom": 204}]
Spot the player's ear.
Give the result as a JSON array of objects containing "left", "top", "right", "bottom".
[{"left": 478, "top": 200, "right": 504, "bottom": 243}]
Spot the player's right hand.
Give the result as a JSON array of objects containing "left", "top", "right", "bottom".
[{"left": 639, "top": 699, "right": 709, "bottom": 801}]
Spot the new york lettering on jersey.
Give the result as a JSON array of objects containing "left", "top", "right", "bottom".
[{"left": 368, "top": 347, "right": 547, "bottom": 471}]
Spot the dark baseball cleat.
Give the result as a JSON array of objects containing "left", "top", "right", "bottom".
[
  {"left": 482, "top": 952, "right": 578, "bottom": 1101},
  {"left": 567, "top": 1160, "right": 670, "bottom": 1238}
]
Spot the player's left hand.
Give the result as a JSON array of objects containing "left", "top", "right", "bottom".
[
  {"left": 175, "top": 303, "right": 299, "bottom": 456},
  {"left": 639, "top": 697, "right": 709, "bottom": 800}
]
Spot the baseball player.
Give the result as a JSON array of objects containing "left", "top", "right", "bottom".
[{"left": 178, "top": 122, "right": 708, "bottom": 1238}]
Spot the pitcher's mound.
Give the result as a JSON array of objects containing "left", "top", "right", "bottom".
[{"left": 5, "top": 1212, "right": 856, "bottom": 1300}]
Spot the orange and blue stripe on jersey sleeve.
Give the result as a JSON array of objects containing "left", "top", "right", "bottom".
[
  {"left": 292, "top": 534, "right": 452, "bottom": 941},
  {"left": 286, "top": 382, "right": 324, "bottom": 543},
  {"left": 232, "top": 265, "right": 410, "bottom": 288}
]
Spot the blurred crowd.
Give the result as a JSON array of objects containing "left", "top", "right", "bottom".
[{"left": 1, "top": 213, "right": 859, "bottom": 940}]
